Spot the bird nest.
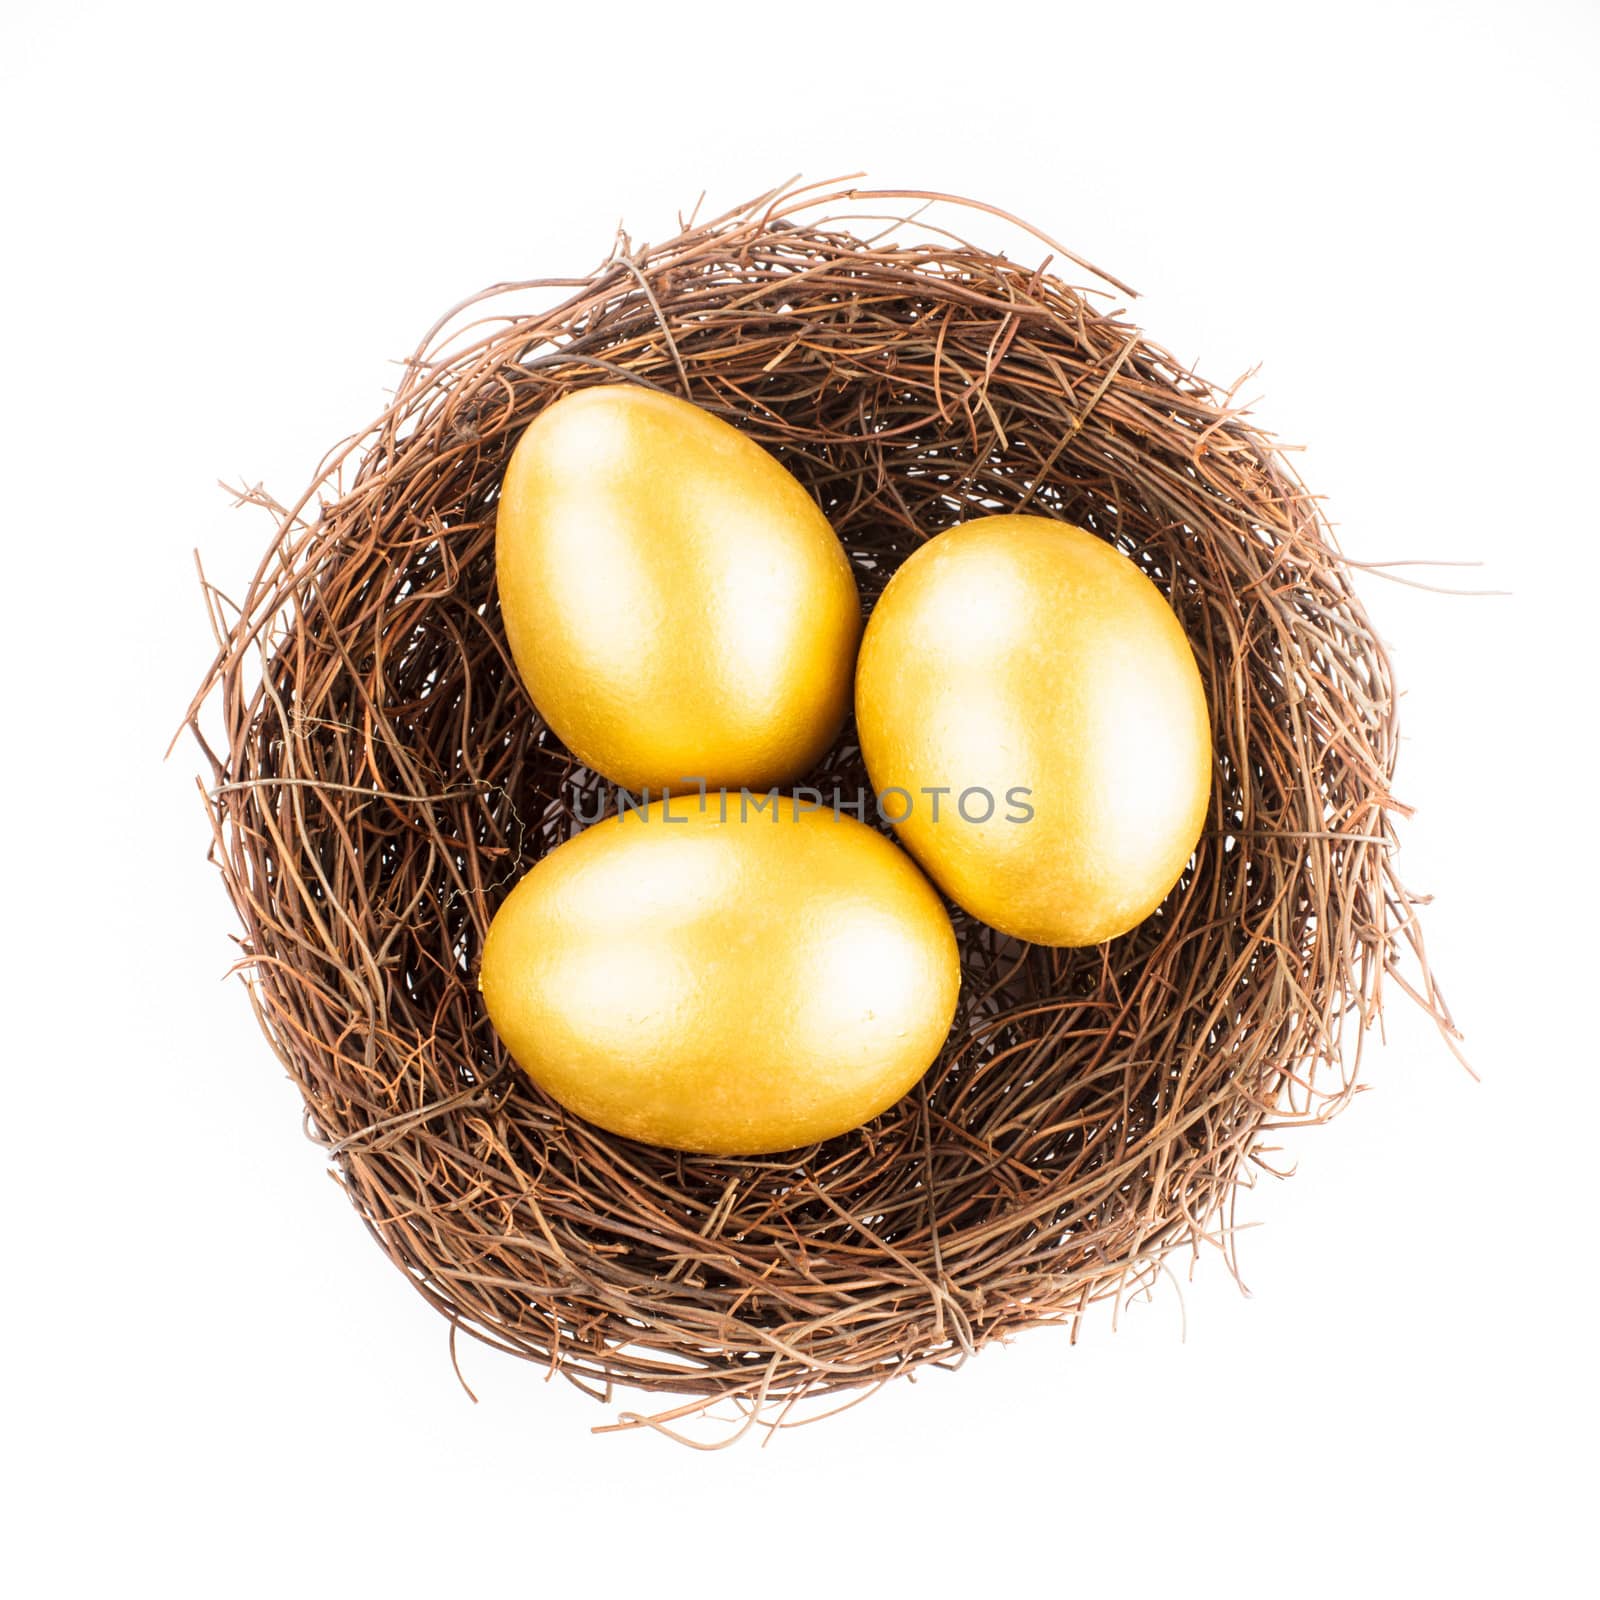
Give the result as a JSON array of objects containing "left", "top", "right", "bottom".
[{"left": 186, "top": 181, "right": 1455, "bottom": 1443}]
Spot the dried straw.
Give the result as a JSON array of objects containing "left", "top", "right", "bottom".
[{"left": 185, "top": 180, "right": 1458, "bottom": 1442}]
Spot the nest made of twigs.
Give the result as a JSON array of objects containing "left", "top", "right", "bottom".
[{"left": 187, "top": 180, "right": 1456, "bottom": 1442}]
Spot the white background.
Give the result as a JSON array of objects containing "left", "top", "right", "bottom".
[{"left": 4, "top": 2, "right": 1594, "bottom": 1594}]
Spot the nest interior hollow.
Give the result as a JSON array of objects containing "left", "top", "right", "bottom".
[{"left": 189, "top": 183, "right": 1450, "bottom": 1438}]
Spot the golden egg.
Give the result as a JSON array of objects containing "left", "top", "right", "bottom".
[
  {"left": 855, "top": 514, "right": 1211, "bottom": 947},
  {"left": 479, "top": 799, "right": 960, "bottom": 1155},
  {"left": 495, "top": 385, "right": 861, "bottom": 794}
]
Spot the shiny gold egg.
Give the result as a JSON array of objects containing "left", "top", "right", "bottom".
[
  {"left": 495, "top": 385, "right": 861, "bottom": 794},
  {"left": 855, "top": 514, "right": 1212, "bottom": 947},
  {"left": 479, "top": 799, "right": 960, "bottom": 1155}
]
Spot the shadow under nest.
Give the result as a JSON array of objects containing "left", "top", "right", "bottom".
[{"left": 189, "top": 185, "right": 1453, "bottom": 1440}]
